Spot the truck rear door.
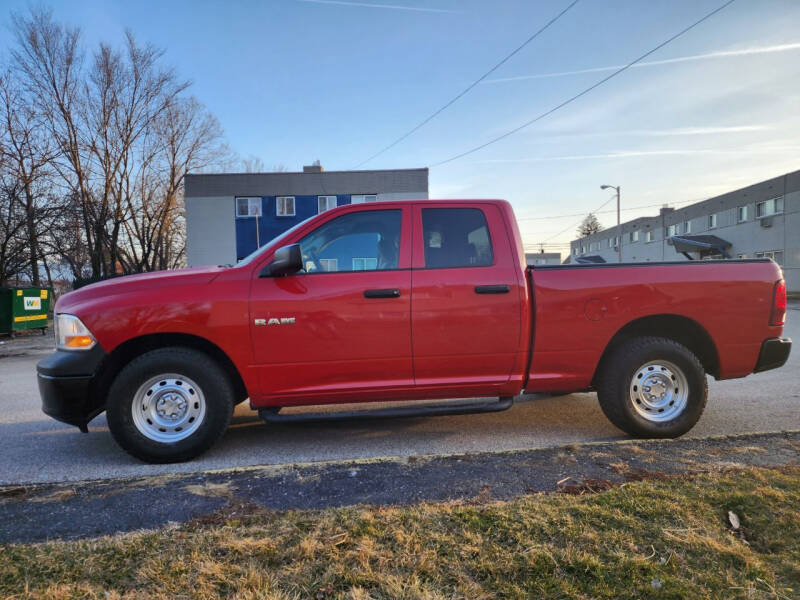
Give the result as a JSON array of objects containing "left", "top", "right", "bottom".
[{"left": 410, "top": 203, "right": 523, "bottom": 388}]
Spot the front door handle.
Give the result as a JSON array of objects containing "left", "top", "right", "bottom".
[
  {"left": 475, "top": 285, "right": 510, "bottom": 294},
  {"left": 364, "top": 288, "right": 401, "bottom": 299}
]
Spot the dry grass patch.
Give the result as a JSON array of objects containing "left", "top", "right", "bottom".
[{"left": 1, "top": 468, "right": 799, "bottom": 599}]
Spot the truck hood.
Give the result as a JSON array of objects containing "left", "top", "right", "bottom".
[{"left": 56, "top": 266, "right": 227, "bottom": 313}]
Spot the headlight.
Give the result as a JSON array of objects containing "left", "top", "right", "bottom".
[{"left": 55, "top": 314, "right": 97, "bottom": 351}]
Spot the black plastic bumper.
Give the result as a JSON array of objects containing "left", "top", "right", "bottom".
[
  {"left": 753, "top": 338, "right": 792, "bottom": 373},
  {"left": 36, "top": 346, "right": 106, "bottom": 431}
]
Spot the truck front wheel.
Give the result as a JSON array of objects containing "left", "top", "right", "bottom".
[
  {"left": 106, "top": 347, "right": 234, "bottom": 463},
  {"left": 596, "top": 336, "right": 708, "bottom": 438}
]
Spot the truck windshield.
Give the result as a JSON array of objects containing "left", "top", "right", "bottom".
[{"left": 236, "top": 216, "right": 316, "bottom": 267}]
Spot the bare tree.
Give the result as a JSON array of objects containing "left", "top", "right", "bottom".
[
  {"left": 0, "top": 170, "right": 29, "bottom": 286},
  {"left": 0, "top": 7, "right": 231, "bottom": 284},
  {"left": 0, "top": 69, "right": 59, "bottom": 285},
  {"left": 122, "top": 97, "right": 226, "bottom": 272},
  {"left": 240, "top": 154, "right": 265, "bottom": 173},
  {"left": 12, "top": 8, "right": 189, "bottom": 278},
  {"left": 11, "top": 9, "right": 94, "bottom": 277},
  {"left": 578, "top": 213, "right": 603, "bottom": 238},
  {"left": 43, "top": 192, "right": 92, "bottom": 280}
]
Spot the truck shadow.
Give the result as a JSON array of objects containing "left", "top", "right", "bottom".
[{"left": 1, "top": 393, "right": 625, "bottom": 485}]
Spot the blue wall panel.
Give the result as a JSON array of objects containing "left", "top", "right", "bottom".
[{"left": 235, "top": 195, "right": 352, "bottom": 260}]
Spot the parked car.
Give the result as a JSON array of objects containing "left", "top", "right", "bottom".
[{"left": 37, "top": 200, "right": 791, "bottom": 462}]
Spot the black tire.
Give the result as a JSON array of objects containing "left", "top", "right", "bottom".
[
  {"left": 106, "top": 347, "right": 234, "bottom": 463},
  {"left": 596, "top": 336, "right": 707, "bottom": 438}
]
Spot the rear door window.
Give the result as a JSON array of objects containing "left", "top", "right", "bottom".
[{"left": 421, "top": 208, "right": 494, "bottom": 268}]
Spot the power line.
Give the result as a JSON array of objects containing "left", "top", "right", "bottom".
[
  {"left": 516, "top": 197, "right": 699, "bottom": 221},
  {"left": 353, "top": 0, "right": 581, "bottom": 168},
  {"left": 540, "top": 194, "right": 617, "bottom": 243},
  {"left": 431, "top": 0, "right": 736, "bottom": 167},
  {"left": 527, "top": 195, "right": 706, "bottom": 247}
]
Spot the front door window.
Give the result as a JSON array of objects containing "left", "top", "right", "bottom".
[{"left": 297, "top": 210, "right": 402, "bottom": 273}]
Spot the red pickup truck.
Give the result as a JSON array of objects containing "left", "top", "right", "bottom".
[{"left": 37, "top": 200, "right": 791, "bottom": 463}]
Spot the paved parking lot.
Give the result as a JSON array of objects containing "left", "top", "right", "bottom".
[{"left": 1, "top": 306, "right": 798, "bottom": 485}]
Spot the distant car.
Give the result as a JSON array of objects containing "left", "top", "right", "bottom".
[{"left": 37, "top": 200, "right": 791, "bottom": 462}]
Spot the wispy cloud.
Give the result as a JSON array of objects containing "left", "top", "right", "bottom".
[
  {"left": 483, "top": 42, "right": 800, "bottom": 84},
  {"left": 479, "top": 150, "right": 718, "bottom": 163},
  {"left": 624, "top": 125, "right": 770, "bottom": 136},
  {"left": 295, "top": 0, "right": 459, "bottom": 14},
  {"left": 473, "top": 144, "right": 800, "bottom": 163},
  {"left": 537, "top": 125, "right": 771, "bottom": 139}
]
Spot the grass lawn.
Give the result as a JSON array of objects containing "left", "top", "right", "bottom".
[{"left": 2, "top": 467, "right": 798, "bottom": 599}]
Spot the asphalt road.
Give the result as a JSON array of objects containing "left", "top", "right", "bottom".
[{"left": 1, "top": 306, "right": 798, "bottom": 485}]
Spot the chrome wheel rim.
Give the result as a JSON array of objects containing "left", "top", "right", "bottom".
[
  {"left": 629, "top": 360, "right": 688, "bottom": 422},
  {"left": 131, "top": 374, "right": 206, "bottom": 443}
]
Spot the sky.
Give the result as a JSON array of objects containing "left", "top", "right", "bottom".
[{"left": 2, "top": 0, "right": 800, "bottom": 255}]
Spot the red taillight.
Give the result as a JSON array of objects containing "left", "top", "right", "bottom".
[{"left": 770, "top": 279, "right": 787, "bottom": 326}]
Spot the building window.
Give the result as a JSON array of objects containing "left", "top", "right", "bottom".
[
  {"left": 352, "top": 257, "right": 378, "bottom": 271},
  {"left": 580, "top": 245, "right": 585, "bottom": 254},
  {"left": 646, "top": 230, "right": 654, "bottom": 243},
  {"left": 318, "top": 195, "right": 337, "bottom": 213},
  {"left": 755, "top": 250, "right": 784, "bottom": 265},
  {"left": 351, "top": 194, "right": 378, "bottom": 204},
  {"left": 318, "top": 258, "right": 338, "bottom": 272},
  {"left": 589, "top": 242, "right": 598, "bottom": 252},
  {"left": 707, "top": 213, "right": 717, "bottom": 229},
  {"left": 756, "top": 196, "right": 784, "bottom": 218},
  {"left": 276, "top": 196, "right": 295, "bottom": 216},
  {"left": 737, "top": 206, "right": 748, "bottom": 222},
  {"left": 235, "top": 197, "right": 261, "bottom": 218},
  {"left": 630, "top": 230, "right": 639, "bottom": 243},
  {"left": 666, "top": 224, "right": 678, "bottom": 237},
  {"left": 683, "top": 220, "right": 691, "bottom": 234}
]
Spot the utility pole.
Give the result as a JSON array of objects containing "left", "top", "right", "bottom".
[{"left": 601, "top": 185, "right": 622, "bottom": 263}]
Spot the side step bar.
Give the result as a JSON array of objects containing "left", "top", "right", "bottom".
[{"left": 259, "top": 396, "right": 514, "bottom": 424}]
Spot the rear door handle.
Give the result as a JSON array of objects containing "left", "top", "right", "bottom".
[
  {"left": 475, "top": 285, "right": 510, "bottom": 294},
  {"left": 364, "top": 288, "right": 401, "bottom": 299}
]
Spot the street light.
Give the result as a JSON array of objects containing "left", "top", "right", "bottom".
[{"left": 601, "top": 185, "right": 622, "bottom": 263}]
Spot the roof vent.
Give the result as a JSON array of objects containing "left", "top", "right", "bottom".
[{"left": 303, "top": 160, "right": 323, "bottom": 173}]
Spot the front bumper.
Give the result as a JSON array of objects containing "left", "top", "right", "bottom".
[
  {"left": 36, "top": 346, "right": 106, "bottom": 431},
  {"left": 753, "top": 338, "right": 792, "bottom": 373}
]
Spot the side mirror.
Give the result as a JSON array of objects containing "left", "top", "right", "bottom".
[{"left": 260, "top": 244, "right": 303, "bottom": 277}]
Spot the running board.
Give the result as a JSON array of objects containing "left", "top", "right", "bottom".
[{"left": 259, "top": 396, "right": 514, "bottom": 424}]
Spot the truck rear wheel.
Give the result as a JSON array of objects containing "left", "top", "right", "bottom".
[
  {"left": 106, "top": 347, "right": 234, "bottom": 463},
  {"left": 596, "top": 336, "right": 707, "bottom": 438}
]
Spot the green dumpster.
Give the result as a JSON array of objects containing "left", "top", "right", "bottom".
[{"left": 0, "top": 287, "right": 53, "bottom": 336}]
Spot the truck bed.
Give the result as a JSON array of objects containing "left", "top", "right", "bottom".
[{"left": 525, "top": 258, "right": 783, "bottom": 393}]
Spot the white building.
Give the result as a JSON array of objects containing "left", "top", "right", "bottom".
[
  {"left": 569, "top": 169, "right": 800, "bottom": 291},
  {"left": 525, "top": 252, "right": 561, "bottom": 266}
]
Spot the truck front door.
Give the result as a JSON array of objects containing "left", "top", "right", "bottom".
[{"left": 249, "top": 206, "right": 413, "bottom": 403}]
